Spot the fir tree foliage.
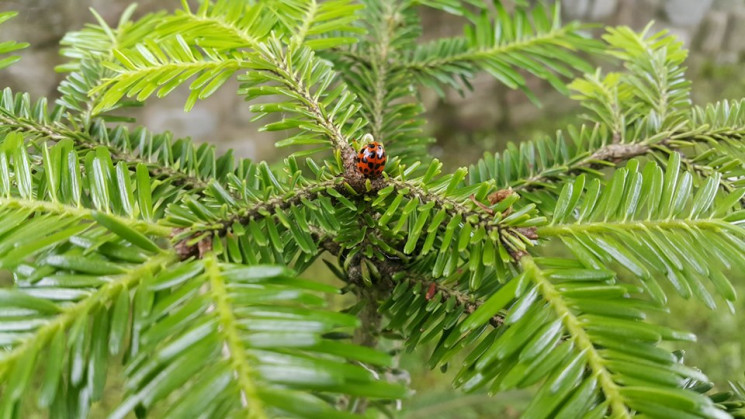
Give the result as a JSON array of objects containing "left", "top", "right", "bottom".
[
  {"left": 0, "top": 12, "right": 27, "bottom": 70},
  {"left": 1, "top": 0, "right": 745, "bottom": 418}
]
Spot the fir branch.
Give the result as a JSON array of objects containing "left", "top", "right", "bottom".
[
  {"left": 366, "top": 0, "right": 401, "bottom": 141},
  {"left": 679, "top": 155, "right": 745, "bottom": 204},
  {"left": 55, "top": 5, "right": 164, "bottom": 123},
  {"left": 318, "top": 222, "right": 504, "bottom": 328},
  {"left": 0, "top": 111, "right": 209, "bottom": 192},
  {"left": 520, "top": 256, "right": 630, "bottom": 418},
  {"left": 401, "top": 9, "right": 595, "bottom": 99},
  {"left": 400, "top": 273, "right": 505, "bottom": 328},
  {"left": 501, "top": 127, "right": 743, "bottom": 193},
  {"left": 270, "top": 0, "right": 361, "bottom": 50},
  {"left": 290, "top": 0, "right": 319, "bottom": 48},
  {"left": 402, "top": 26, "right": 577, "bottom": 75},
  {"left": 538, "top": 218, "right": 736, "bottom": 237},
  {"left": 0, "top": 12, "right": 29, "bottom": 70},
  {"left": 5, "top": 2, "right": 745, "bottom": 417},
  {"left": 204, "top": 253, "right": 265, "bottom": 415},
  {"left": 0, "top": 252, "right": 175, "bottom": 378},
  {"left": 198, "top": 178, "right": 343, "bottom": 237},
  {"left": 387, "top": 177, "right": 533, "bottom": 256},
  {"left": 92, "top": 51, "right": 242, "bottom": 113},
  {"left": 514, "top": 141, "right": 653, "bottom": 191},
  {"left": 167, "top": 6, "right": 263, "bottom": 48},
  {"left": 542, "top": 155, "right": 745, "bottom": 306},
  {"left": 328, "top": 0, "right": 431, "bottom": 164},
  {"left": 255, "top": 46, "right": 350, "bottom": 151},
  {"left": 389, "top": 178, "right": 495, "bottom": 229},
  {"left": 0, "top": 196, "right": 170, "bottom": 237}
]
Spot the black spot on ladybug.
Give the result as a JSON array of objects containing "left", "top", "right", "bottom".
[{"left": 367, "top": 162, "right": 374, "bottom": 168}]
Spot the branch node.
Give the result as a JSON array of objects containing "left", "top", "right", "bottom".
[
  {"left": 488, "top": 187, "right": 514, "bottom": 204},
  {"left": 470, "top": 194, "right": 494, "bottom": 215},
  {"left": 173, "top": 228, "right": 213, "bottom": 261},
  {"left": 515, "top": 226, "right": 539, "bottom": 240}
]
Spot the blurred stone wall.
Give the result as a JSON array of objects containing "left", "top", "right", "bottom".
[
  {"left": 566, "top": 0, "right": 745, "bottom": 62},
  {"left": 1, "top": 0, "right": 744, "bottom": 161}
]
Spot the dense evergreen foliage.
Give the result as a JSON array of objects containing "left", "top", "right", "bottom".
[{"left": 1, "top": 1, "right": 745, "bottom": 417}]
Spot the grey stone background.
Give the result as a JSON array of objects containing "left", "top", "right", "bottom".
[{"left": 1, "top": 0, "right": 744, "bottom": 162}]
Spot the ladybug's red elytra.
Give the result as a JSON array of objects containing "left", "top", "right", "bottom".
[{"left": 356, "top": 141, "right": 386, "bottom": 178}]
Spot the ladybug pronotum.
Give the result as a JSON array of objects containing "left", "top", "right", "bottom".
[{"left": 356, "top": 140, "right": 386, "bottom": 178}]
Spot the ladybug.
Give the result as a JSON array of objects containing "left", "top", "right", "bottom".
[{"left": 356, "top": 141, "right": 386, "bottom": 178}]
